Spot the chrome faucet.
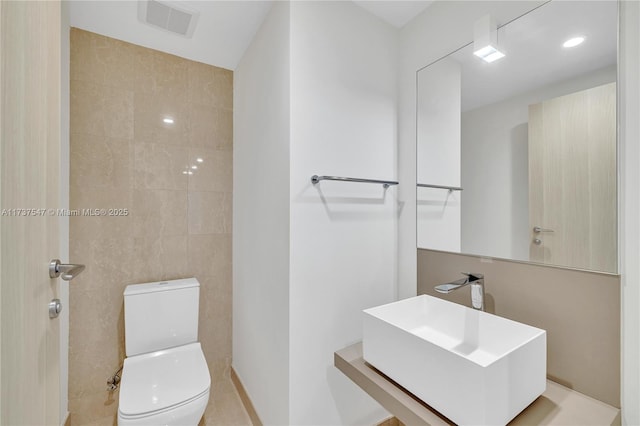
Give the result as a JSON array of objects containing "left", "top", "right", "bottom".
[{"left": 434, "top": 273, "right": 485, "bottom": 311}]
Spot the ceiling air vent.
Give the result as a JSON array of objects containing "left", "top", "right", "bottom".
[{"left": 138, "top": 0, "right": 200, "bottom": 38}]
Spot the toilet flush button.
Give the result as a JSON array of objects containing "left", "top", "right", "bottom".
[{"left": 49, "top": 299, "right": 62, "bottom": 319}]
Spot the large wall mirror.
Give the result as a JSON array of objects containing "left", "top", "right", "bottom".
[{"left": 416, "top": 1, "right": 618, "bottom": 273}]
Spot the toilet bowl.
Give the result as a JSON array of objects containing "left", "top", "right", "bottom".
[
  {"left": 117, "top": 278, "right": 211, "bottom": 426},
  {"left": 117, "top": 343, "right": 210, "bottom": 425}
]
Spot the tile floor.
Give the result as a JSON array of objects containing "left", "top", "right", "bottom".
[{"left": 199, "top": 379, "right": 253, "bottom": 426}]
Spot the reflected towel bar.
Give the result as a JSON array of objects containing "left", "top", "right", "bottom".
[
  {"left": 311, "top": 175, "right": 398, "bottom": 189},
  {"left": 417, "top": 183, "right": 463, "bottom": 191}
]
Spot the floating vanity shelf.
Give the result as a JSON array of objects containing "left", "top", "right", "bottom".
[
  {"left": 417, "top": 183, "right": 463, "bottom": 191},
  {"left": 334, "top": 342, "right": 621, "bottom": 426},
  {"left": 311, "top": 175, "right": 398, "bottom": 188}
]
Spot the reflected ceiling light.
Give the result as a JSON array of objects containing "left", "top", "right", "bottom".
[
  {"left": 473, "top": 14, "right": 505, "bottom": 63},
  {"left": 196, "top": 157, "right": 204, "bottom": 163},
  {"left": 191, "top": 165, "right": 198, "bottom": 170},
  {"left": 474, "top": 46, "right": 505, "bottom": 63},
  {"left": 163, "top": 117, "right": 174, "bottom": 124},
  {"left": 563, "top": 36, "right": 585, "bottom": 48}
]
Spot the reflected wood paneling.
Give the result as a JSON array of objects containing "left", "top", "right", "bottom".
[{"left": 529, "top": 83, "right": 617, "bottom": 273}]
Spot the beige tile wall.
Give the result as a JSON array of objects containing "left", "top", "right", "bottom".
[
  {"left": 418, "top": 249, "right": 620, "bottom": 408},
  {"left": 69, "top": 28, "right": 233, "bottom": 425}
]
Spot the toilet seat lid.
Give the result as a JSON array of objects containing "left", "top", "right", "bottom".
[{"left": 118, "top": 342, "right": 211, "bottom": 417}]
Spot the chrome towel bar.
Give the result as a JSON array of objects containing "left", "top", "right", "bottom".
[
  {"left": 311, "top": 175, "right": 398, "bottom": 189},
  {"left": 417, "top": 183, "right": 463, "bottom": 191}
]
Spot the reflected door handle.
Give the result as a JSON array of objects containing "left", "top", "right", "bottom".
[
  {"left": 49, "top": 259, "right": 85, "bottom": 281},
  {"left": 533, "top": 226, "right": 554, "bottom": 233}
]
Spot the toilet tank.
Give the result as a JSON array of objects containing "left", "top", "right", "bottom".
[{"left": 124, "top": 278, "right": 200, "bottom": 356}]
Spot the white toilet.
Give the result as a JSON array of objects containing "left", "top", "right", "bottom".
[{"left": 117, "top": 278, "right": 211, "bottom": 426}]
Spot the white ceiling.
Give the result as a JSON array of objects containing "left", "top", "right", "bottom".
[
  {"left": 70, "top": 1, "right": 616, "bottom": 108},
  {"left": 69, "top": 0, "right": 433, "bottom": 70},
  {"left": 69, "top": 1, "right": 274, "bottom": 70},
  {"left": 353, "top": 1, "right": 433, "bottom": 28}
]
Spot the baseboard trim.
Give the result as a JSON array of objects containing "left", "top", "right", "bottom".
[{"left": 230, "top": 366, "right": 262, "bottom": 426}]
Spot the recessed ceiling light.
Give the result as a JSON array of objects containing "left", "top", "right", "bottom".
[
  {"left": 563, "top": 36, "right": 585, "bottom": 48},
  {"left": 191, "top": 165, "right": 198, "bottom": 170},
  {"left": 163, "top": 117, "right": 174, "bottom": 124},
  {"left": 196, "top": 157, "right": 204, "bottom": 163}
]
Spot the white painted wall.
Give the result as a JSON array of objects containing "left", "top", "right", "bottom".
[
  {"left": 620, "top": 1, "right": 640, "bottom": 424},
  {"left": 416, "top": 58, "right": 461, "bottom": 251},
  {"left": 288, "top": 2, "right": 397, "bottom": 424},
  {"left": 60, "top": 2, "right": 70, "bottom": 424},
  {"left": 460, "top": 66, "right": 616, "bottom": 261},
  {"left": 232, "top": 3, "right": 290, "bottom": 424},
  {"left": 235, "top": 2, "right": 398, "bottom": 424},
  {"left": 398, "top": 0, "right": 545, "bottom": 299}
]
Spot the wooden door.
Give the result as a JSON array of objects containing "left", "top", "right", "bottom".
[
  {"left": 529, "top": 82, "right": 616, "bottom": 272},
  {"left": 0, "top": 1, "right": 61, "bottom": 424}
]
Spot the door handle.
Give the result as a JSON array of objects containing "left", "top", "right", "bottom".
[
  {"left": 49, "top": 259, "right": 85, "bottom": 281},
  {"left": 533, "top": 226, "right": 554, "bottom": 233}
]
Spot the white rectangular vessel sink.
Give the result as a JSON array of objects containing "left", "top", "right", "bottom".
[{"left": 363, "top": 295, "right": 546, "bottom": 426}]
